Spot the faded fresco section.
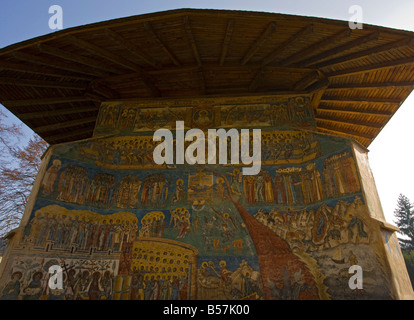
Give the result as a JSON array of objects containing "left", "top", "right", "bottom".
[{"left": 0, "top": 95, "right": 409, "bottom": 300}]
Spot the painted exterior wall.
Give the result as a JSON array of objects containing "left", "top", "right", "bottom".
[{"left": 0, "top": 94, "right": 412, "bottom": 300}]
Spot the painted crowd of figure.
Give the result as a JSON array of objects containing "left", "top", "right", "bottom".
[
  {"left": 254, "top": 196, "right": 370, "bottom": 252},
  {"left": 197, "top": 259, "right": 263, "bottom": 300},
  {"left": 24, "top": 209, "right": 137, "bottom": 254},
  {"left": 1, "top": 258, "right": 116, "bottom": 300},
  {"left": 41, "top": 151, "right": 360, "bottom": 214},
  {"left": 95, "top": 97, "right": 314, "bottom": 135}
]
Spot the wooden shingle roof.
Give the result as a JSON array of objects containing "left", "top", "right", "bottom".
[{"left": 1, "top": 8, "right": 414, "bottom": 146}]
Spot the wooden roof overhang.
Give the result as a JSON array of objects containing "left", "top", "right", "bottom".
[{"left": 1, "top": 8, "right": 414, "bottom": 147}]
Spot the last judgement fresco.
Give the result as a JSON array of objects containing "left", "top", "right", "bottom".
[{"left": 0, "top": 96, "right": 396, "bottom": 300}]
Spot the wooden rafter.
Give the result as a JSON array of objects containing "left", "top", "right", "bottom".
[
  {"left": 46, "top": 128, "right": 93, "bottom": 143},
  {"left": 66, "top": 35, "right": 160, "bottom": 96},
  {"left": 293, "top": 71, "right": 319, "bottom": 90},
  {"left": 87, "top": 80, "right": 120, "bottom": 100},
  {"left": 315, "top": 115, "right": 383, "bottom": 129},
  {"left": 1, "top": 96, "right": 93, "bottom": 107},
  {"left": 262, "top": 24, "right": 314, "bottom": 67},
  {"left": 104, "top": 28, "right": 160, "bottom": 68},
  {"left": 220, "top": 19, "right": 235, "bottom": 66},
  {"left": 12, "top": 51, "right": 105, "bottom": 78},
  {"left": 316, "top": 105, "right": 392, "bottom": 117},
  {"left": 320, "top": 96, "right": 402, "bottom": 104},
  {"left": 279, "top": 29, "right": 351, "bottom": 67},
  {"left": 317, "top": 127, "right": 371, "bottom": 143},
  {"left": 241, "top": 21, "right": 276, "bottom": 65},
  {"left": 35, "top": 116, "right": 97, "bottom": 133},
  {"left": 183, "top": 16, "right": 202, "bottom": 67},
  {"left": 144, "top": 21, "right": 181, "bottom": 66},
  {"left": 317, "top": 121, "right": 375, "bottom": 140},
  {"left": 326, "top": 81, "right": 414, "bottom": 90},
  {"left": 249, "top": 68, "right": 264, "bottom": 91},
  {"left": 327, "top": 55, "right": 414, "bottom": 77},
  {"left": 18, "top": 106, "right": 97, "bottom": 120},
  {"left": 298, "top": 31, "right": 380, "bottom": 67},
  {"left": 66, "top": 35, "right": 140, "bottom": 72},
  {"left": 0, "top": 77, "right": 87, "bottom": 90},
  {"left": 37, "top": 43, "right": 121, "bottom": 74},
  {"left": 0, "top": 60, "right": 94, "bottom": 81},
  {"left": 316, "top": 38, "right": 412, "bottom": 68},
  {"left": 309, "top": 75, "right": 329, "bottom": 109}
]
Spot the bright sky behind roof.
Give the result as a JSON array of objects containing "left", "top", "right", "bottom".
[{"left": 1, "top": 0, "right": 414, "bottom": 225}]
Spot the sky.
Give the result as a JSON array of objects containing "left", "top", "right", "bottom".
[{"left": 1, "top": 0, "right": 414, "bottom": 225}]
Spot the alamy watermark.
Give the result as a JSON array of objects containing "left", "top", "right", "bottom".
[
  {"left": 49, "top": 5, "right": 63, "bottom": 30},
  {"left": 349, "top": 5, "right": 363, "bottom": 29},
  {"left": 348, "top": 265, "right": 363, "bottom": 290},
  {"left": 48, "top": 265, "right": 63, "bottom": 290},
  {"left": 153, "top": 121, "right": 262, "bottom": 176}
]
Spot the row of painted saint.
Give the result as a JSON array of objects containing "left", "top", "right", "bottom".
[
  {"left": 0, "top": 269, "right": 114, "bottom": 301},
  {"left": 0, "top": 258, "right": 261, "bottom": 300},
  {"left": 25, "top": 211, "right": 137, "bottom": 253},
  {"left": 42, "top": 167, "right": 170, "bottom": 208},
  {"left": 128, "top": 273, "right": 190, "bottom": 300},
  {"left": 0, "top": 259, "right": 116, "bottom": 300},
  {"left": 41, "top": 153, "right": 360, "bottom": 211},
  {"left": 223, "top": 154, "right": 359, "bottom": 206}
]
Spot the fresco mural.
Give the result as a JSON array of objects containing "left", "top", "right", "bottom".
[{"left": 0, "top": 95, "right": 397, "bottom": 299}]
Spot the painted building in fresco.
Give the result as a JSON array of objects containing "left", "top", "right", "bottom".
[{"left": 0, "top": 94, "right": 411, "bottom": 300}]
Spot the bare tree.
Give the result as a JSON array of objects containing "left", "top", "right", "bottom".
[{"left": 0, "top": 108, "right": 48, "bottom": 237}]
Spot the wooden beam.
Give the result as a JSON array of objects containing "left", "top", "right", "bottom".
[
  {"left": 35, "top": 116, "right": 97, "bottom": 133},
  {"left": 279, "top": 29, "right": 351, "bottom": 67},
  {"left": 306, "top": 73, "right": 329, "bottom": 110},
  {"left": 183, "top": 16, "right": 202, "bottom": 67},
  {"left": 241, "top": 21, "right": 276, "bottom": 65},
  {"left": 104, "top": 28, "right": 160, "bottom": 68},
  {"left": 262, "top": 24, "right": 314, "bottom": 67},
  {"left": 66, "top": 35, "right": 160, "bottom": 96},
  {"left": 249, "top": 68, "right": 264, "bottom": 91},
  {"left": 317, "top": 126, "right": 372, "bottom": 142},
  {"left": 87, "top": 80, "right": 120, "bottom": 100},
  {"left": 220, "top": 19, "right": 235, "bottom": 66},
  {"left": 46, "top": 127, "right": 93, "bottom": 144},
  {"left": 307, "top": 77, "right": 330, "bottom": 93},
  {"left": 326, "top": 81, "right": 414, "bottom": 90},
  {"left": 315, "top": 115, "right": 383, "bottom": 129},
  {"left": 144, "top": 21, "right": 181, "bottom": 66},
  {"left": 317, "top": 121, "right": 375, "bottom": 140},
  {"left": 293, "top": 71, "right": 319, "bottom": 90},
  {"left": 317, "top": 104, "right": 392, "bottom": 117},
  {"left": 12, "top": 51, "right": 106, "bottom": 77},
  {"left": 327, "top": 55, "right": 414, "bottom": 77},
  {"left": 0, "top": 77, "right": 87, "bottom": 90},
  {"left": 316, "top": 38, "right": 412, "bottom": 68},
  {"left": 18, "top": 106, "right": 97, "bottom": 120},
  {"left": 37, "top": 43, "right": 121, "bottom": 74},
  {"left": 66, "top": 35, "right": 141, "bottom": 72},
  {"left": 0, "top": 60, "right": 94, "bottom": 81},
  {"left": 197, "top": 68, "right": 206, "bottom": 94},
  {"left": 320, "top": 96, "right": 402, "bottom": 104},
  {"left": 1, "top": 96, "right": 93, "bottom": 107},
  {"left": 298, "top": 31, "right": 379, "bottom": 67}
]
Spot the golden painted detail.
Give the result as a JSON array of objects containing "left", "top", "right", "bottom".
[{"left": 114, "top": 238, "right": 198, "bottom": 300}]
